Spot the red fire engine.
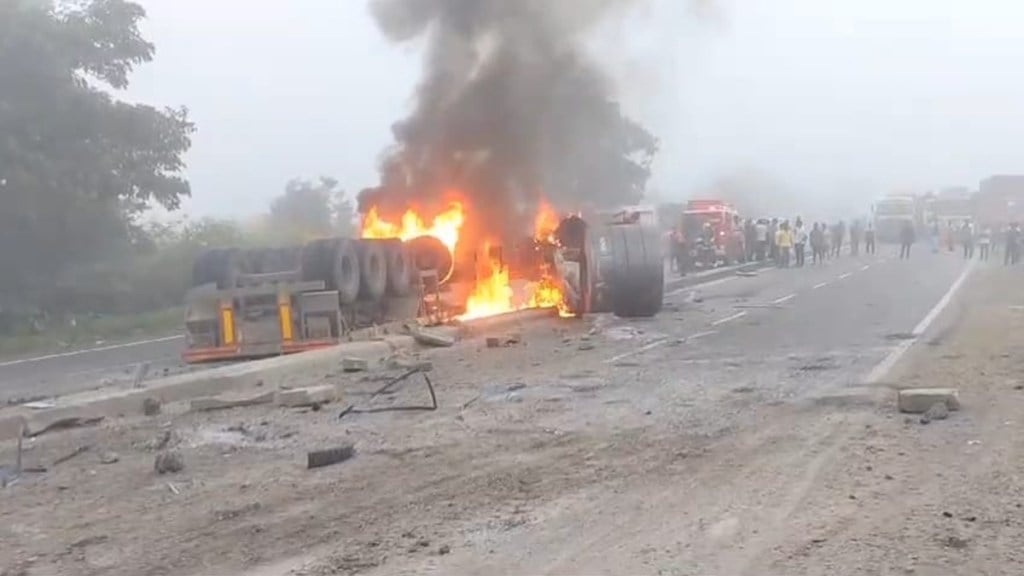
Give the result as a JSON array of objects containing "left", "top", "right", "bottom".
[{"left": 680, "top": 200, "right": 745, "bottom": 265}]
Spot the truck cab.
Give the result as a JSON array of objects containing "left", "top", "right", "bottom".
[{"left": 681, "top": 200, "right": 745, "bottom": 265}]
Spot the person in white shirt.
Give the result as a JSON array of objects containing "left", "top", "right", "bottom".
[
  {"left": 793, "top": 219, "right": 808, "bottom": 267},
  {"left": 755, "top": 219, "right": 769, "bottom": 261}
]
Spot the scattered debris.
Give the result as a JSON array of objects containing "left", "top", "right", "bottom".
[
  {"left": 486, "top": 336, "right": 501, "bottom": 349},
  {"left": 941, "top": 535, "right": 969, "bottom": 549},
  {"left": 21, "top": 400, "right": 56, "bottom": 410},
  {"left": 191, "top": 391, "right": 276, "bottom": 412},
  {"left": 307, "top": 443, "right": 356, "bottom": 469},
  {"left": 505, "top": 332, "right": 522, "bottom": 345},
  {"left": 613, "top": 360, "right": 642, "bottom": 368},
  {"left": 736, "top": 270, "right": 758, "bottom": 277},
  {"left": 920, "top": 402, "right": 950, "bottom": 424},
  {"left": 339, "top": 366, "right": 438, "bottom": 419},
  {"left": 276, "top": 385, "right": 338, "bottom": 408},
  {"left": 412, "top": 328, "right": 456, "bottom": 348},
  {"left": 578, "top": 342, "right": 596, "bottom": 351},
  {"left": 53, "top": 445, "right": 91, "bottom": 466},
  {"left": 898, "top": 388, "right": 961, "bottom": 414},
  {"left": 154, "top": 450, "right": 185, "bottom": 475},
  {"left": 885, "top": 332, "right": 917, "bottom": 341},
  {"left": 132, "top": 361, "right": 151, "bottom": 388},
  {"left": 167, "top": 482, "right": 181, "bottom": 495},
  {"left": 438, "top": 544, "right": 451, "bottom": 555},
  {"left": 506, "top": 382, "right": 527, "bottom": 392},
  {"left": 142, "top": 397, "right": 162, "bottom": 416},
  {"left": 214, "top": 502, "right": 262, "bottom": 521},
  {"left": 27, "top": 415, "right": 104, "bottom": 438},
  {"left": 143, "top": 429, "right": 179, "bottom": 452},
  {"left": 98, "top": 451, "right": 120, "bottom": 465},
  {"left": 342, "top": 357, "right": 369, "bottom": 373}
]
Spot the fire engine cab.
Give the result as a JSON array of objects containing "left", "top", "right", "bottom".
[{"left": 681, "top": 200, "right": 745, "bottom": 265}]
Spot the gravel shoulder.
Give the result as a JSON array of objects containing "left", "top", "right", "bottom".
[{"left": 0, "top": 255, "right": 1006, "bottom": 576}]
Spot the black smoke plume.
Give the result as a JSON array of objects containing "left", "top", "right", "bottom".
[{"left": 359, "top": 0, "right": 659, "bottom": 247}]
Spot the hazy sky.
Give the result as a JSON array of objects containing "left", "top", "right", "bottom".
[{"left": 128, "top": 0, "right": 1024, "bottom": 218}]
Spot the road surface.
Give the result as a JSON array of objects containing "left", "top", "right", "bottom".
[
  {"left": 0, "top": 264, "right": 737, "bottom": 404},
  {"left": 4, "top": 247, "right": 998, "bottom": 576}
]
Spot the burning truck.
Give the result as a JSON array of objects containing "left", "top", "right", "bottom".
[{"left": 180, "top": 201, "right": 664, "bottom": 363}]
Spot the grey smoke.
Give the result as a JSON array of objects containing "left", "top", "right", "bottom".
[{"left": 359, "top": 0, "right": 658, "bottom": 249}]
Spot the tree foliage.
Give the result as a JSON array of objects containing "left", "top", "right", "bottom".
[
  {"left": 0, "top": 0, "right": 194, "bottom": 315},
  {"left": 264, "top": 176, "right": 356, "bottom": 243}
]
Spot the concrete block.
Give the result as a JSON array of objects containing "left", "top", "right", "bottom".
[
  {"left": 342, "top": 357, "right": 369, "bottom": 372},
  {"left": 412, "top": 329, "right": 456, "bottom": 348},
  {"left": 190, "top": 391, "right": 276, "bottom": 412},
  {"left": 276, "top": 385, "right": 338, "bottom": 408},
  {"left": 898, "top": 388, "right": 961, "bottom": 414}
]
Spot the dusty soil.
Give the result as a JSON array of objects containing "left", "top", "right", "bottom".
[{"left": 2, "top": 265, "right": 1023, "bottom": 576}]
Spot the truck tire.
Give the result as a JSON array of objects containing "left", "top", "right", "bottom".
[
  {"left": 302, "top": 238, "right": 361, "bottom": 304},
  {"left": 367, "top": 238, "right": 414, "bottom": 296},
  {"left": 605, "top": 224, "right": 664, "bottom": 318},
  {"left": 328, "top": 238, "right": 362, "bottom": 304},
  {"left": 355, "top": 239, "right": 388, "bottom": 301}
]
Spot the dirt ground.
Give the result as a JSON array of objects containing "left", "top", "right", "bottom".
[{"left": 2, "top": 265, "right": 1023, "bottom": 576}]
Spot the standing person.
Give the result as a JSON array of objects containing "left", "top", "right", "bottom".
[
  {"left": 768, "top": 218, "right": 779, "bottom": 262},
  {"left": 755, "top": 219, "right": 769, "bottom": 261},
  {"left": 832, "top": 220, "right": 846, "bottom": 258},
  {"left": 946, "top": 221, "right": 956, "bottom": 252},
  {"left": 794, "top": 219, "right": 808, "bottom": 267},
  {"left": 960, "top": 220, "right": 975, "bottom": 259},
  {"left": 744, "top": 219, "right": 757, "bottom": 263},
  {"left": 821, "top": 222, "right": 831, "bottom": 260},
  {"left": 929, "top": 218, "right": 940, "bottom": 253},
  {"left": 978, "top": 226, "right": 992, "bottom": 261},
  {"left": 899, "top": 219, "right": 916, "bottom": 259},
  {"left": 864, "top": 220, "right": 876, "bottom": 255},
  {"left": 1005, "top": 223, "right": 1021, "bottom": 265},
  {"left": 849, "top": 220, "right": 862, "bottom": 256},
  {"left": 776, "top": 221, "right": 793, "bottom": 268}
]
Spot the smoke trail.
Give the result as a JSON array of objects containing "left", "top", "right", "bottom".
[{"left": 359, "top": 0, "right": 659, "bottom": 246}]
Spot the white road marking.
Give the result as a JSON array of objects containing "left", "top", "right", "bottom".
[
  {"left": 604, "top": 330, "right": 719, "bottom": 364},
  {"left": 665, "top": 275, "right": 735, "bottom": 297},
  {"left": 0, "top": 335, "right": 183, "bottom": 368},
  {"left": 605, "top": 339, "right": 668, "bottom": 364},
  {"left": 864, "top": 261, "right": 976, "bottom": 384},
  {"left": 860, "top": 265, "right": 871, "bottom": 271},
  {"left": 773, "top": 293, "right": 796, "bottom": 304},
  {"left": 711, "top": 311, "right": 748, "bottom": 326},
  {"left": 838, "top": 272, "right": 852, "bottom": 280},
  {"left": 813, "top": 282, "right": 829, "bottom": 289}
]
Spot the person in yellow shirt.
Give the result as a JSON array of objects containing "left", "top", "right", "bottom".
[{"left": 775, "top": 221, "right": 794, "bottom": 268}]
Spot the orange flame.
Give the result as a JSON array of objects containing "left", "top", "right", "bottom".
[
  {"left": 362, "top": 200, "right": 571, "bottom": 321},
  {"left": 534, "top": 201, "right": 560, "bottom": 244},
  {"left": 361, "top": 202, "right": 465, "bottom": 254}
]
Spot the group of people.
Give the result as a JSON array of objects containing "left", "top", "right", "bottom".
[
  {"left": 920, "top": 219, "right": 1023, "bottom": 265},
  {"left": 749, "top": 217, "right": 877, "bottom": 269}
]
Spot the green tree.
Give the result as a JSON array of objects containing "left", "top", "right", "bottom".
[
  {"left": 266, "top": 176, "right": 356, "bottom": 242},
  {"left": 0, "top": 0, "right": 194, "bottom": 316}
]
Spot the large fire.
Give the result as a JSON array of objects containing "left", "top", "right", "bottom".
[
  {"left": 361, "top": 202, "right": 465, "bottom": 254},
  {"left": 360, "top": 200, "right": 570, "bottom": 320}
]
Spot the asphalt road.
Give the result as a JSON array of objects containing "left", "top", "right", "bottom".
[{"left": 0, "top": 248, "right": 961, "bottom": 406}]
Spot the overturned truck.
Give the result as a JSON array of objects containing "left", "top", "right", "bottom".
[{"left": 182, "top": 216, "right": 663, "bottom": 363}]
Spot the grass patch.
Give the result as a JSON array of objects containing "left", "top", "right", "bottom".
[{"left": 0, "top": 307, "right": 182, "bottom": 360}]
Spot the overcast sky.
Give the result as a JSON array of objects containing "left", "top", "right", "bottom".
[{"left": 128, "top": 0, "right": 1024, "bottom": 219}]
